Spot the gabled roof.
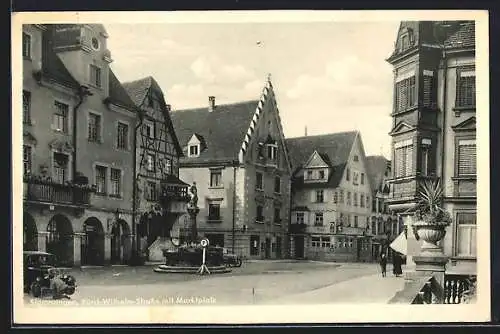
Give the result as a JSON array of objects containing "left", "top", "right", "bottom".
[
  {"left": 366, "top": 155, "right": 389, "bottom": 193},
  {"left": 285, "top": 131, "right": 358, "bottom": 188},
  {"left": 170, "top": 100, "right": 259, "bottom": 165},
  {"left": 122, "top": 76, "right": 184, "bottom": 156}
]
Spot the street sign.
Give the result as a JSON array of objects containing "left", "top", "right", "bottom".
[{"left": 200, "top": 238, "right": 209, "bottom": 248}]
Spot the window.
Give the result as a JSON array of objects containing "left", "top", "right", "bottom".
[
  {"left": 53, "top": 153, "right": 68, "bottom": 184},
  {"left": 314, "top": 212, "right": 323, "bottom": 226},
  {"left": 256, "top": 172, "right": 263, "bottom": 190},
  {"left": 311, "top": 237, "right": 321, "bottom": 248},
  {"left": 274, "top": 176, "right": 281, "bottom": 193},
  {"left": 401, "top": 34, "right": 409, "bottom": 50},
  {"left": 321, "top": 237, "right": 331, "bottom": 248},
  {"left": 116, "top": 122, "right": 129, "bottom": 150},
  {"left": 88, "top": 113, "right": 101, "bottom": 142},
  {"left": 456, "top": 212, "right": 477, "bottom": 257},
  {"left": 274, "top": 207, "right": 281, "bottom": 224},
  {"left": 110, "top": 168, "right": 121, "bottom": 197},
  {"left": 89, "top": 64, "right": 101, "bottom": 88},
  {"left": 95, "top": 165, "right": 107, "bottom": 194},
  {"left": 457, "top": 139, "right": 476, "bottom": 176},
  {"left": 23, "top": 145, "right": 32, "bottom": 176},
  {"left": 421, "top": 139, "right": 432, "bottom": 176},
  {"left": 395, "top": 76, "right": 417, "bottom": 112},
  {"left": 146, "top": 154, "right": 155, "bottom": 172},
  {"left": 256, "top": 205, "right": 264, "bottom": 223},
  {"left": 361, "top": 173, "right": 365, "bottom": 185},
  {"left": 165, "top": 159, "right": 172, "bottom": 174},
  {"left": 53, "top": 101, "right": 68, "bottom": 133},
  {"left": 210, "top": 169, "right": 222, "bottom": 187},
  {"left": 147, "top": 182, "right": 157, "bottom": 201},
  {"left": 333, "top": 191, "right": 338, "bottom": 204},
  {"left": 346, "top": 168, "right": 350, "bottom": 181},
  {"left": 319, "top": 170, "right": 325, "bottom": 179},
  {"left": 306, "top": 170, "right": 313, "bottom": 180},
  {"left": 347, "top": 215, "right": 351, "bottom": 227},
  {"left": 296, "top": 212, "right": 305, "bottom": 224},
  {"left": 353, "top": 171, "right": 359, "bottom": 185},
  {"left": 360, "top": 194, "right": 365, "bottom": 208},
  {"left": 189, "top": 145, "right": 199, "bottom": 157},
  {"left": 250, "top": 235, "right": 260, "bottom": 255},
  {"left": 456, "top": 67, "right": 476, "bottom": 108},
  {"left": 394, "top": 139, "right": 413, "bottom": 177},
  {"left": 423, "top": 70, "right": 437, "bottom": 108},
  {"left": 347, "top": 192, "right": 351, "bottom": 206},
  {"left": 354, "top": 216, "right": 358, "bottom": 228},
  {"left": 267, "top": 144, "right": 278, "bottom": 162},
  {"left": 208, "top": 203, "right": 221, "bottom": 221},
  {"left": 339, "top": 190, "right": 344, "bottom": 204},
  {"left": 23, "top": 91, "right": 31, "bottom": 124},
  {"left": 143, "top": 123, "right": 154, "bottom": 138},
  {"left": 366, "top": 196, "right": 370, "bottom": 209},
  {"left": 91, "top": 37, "right": 100, "bottom": 50},
  {"left": 353, "top": 193, "right": 358, "bottom": 207},
  {"left": 22, "top": 32, "right": 31, "bottom": 58},
  {"left": 316, "top": 190, "right": 324, "bottom": 203}
]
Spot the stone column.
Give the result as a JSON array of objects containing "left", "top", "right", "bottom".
[
  {"left": 37, "top": 231, "right": 49, "bottom": 252},
  {"left": 104, "top": 233, "right": 111, "bottom": 265},
  {"left": 187, "top": 207, "right": 200, "bottom": 243},
  {"left": 73, "top": 232, "right": 85, "bottom": 267}
]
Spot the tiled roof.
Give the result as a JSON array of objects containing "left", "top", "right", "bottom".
[
  {"left": 122, "top": 77, "right": 155, "bottom": 107},
  {"left": 108, "top": 70, "right": 139, "bottom": 111},
  {"left": 170, "top": 100, "right": 259, "bottom": 165},
  {"left": 285, "top": 131, "right": 358, "bottom": 189},
  {"left": 444, "top": 21, "right": 475, "bottom": 49},
  {"left": 366, "top": 155, "right": 389, "bottom": 193},
  {"left": 41, "top": 29, "right": 79, "bottom": 89},
  {"left": 160, "top": 174, "right": 190, "bottom": 186}
]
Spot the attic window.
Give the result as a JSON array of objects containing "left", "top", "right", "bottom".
[
  {"left": 189, "top": 144, "right": 199, "bottom": 157},
  {"left": 91, "top": 37, "right": 100, "bottom": 50},
  {"left": 353, "top": 155, "right": 359, "bottom": 162}
]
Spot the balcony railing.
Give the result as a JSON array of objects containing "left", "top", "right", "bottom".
[
  {"left": 160, "top": 184, "right": 190, "bottom": 203},
  {"left": 23, "top": 178, "right": 92, "bottom": 206}
]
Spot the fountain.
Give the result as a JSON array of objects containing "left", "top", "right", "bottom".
[{"left": 154, "top": 182, "right": 231, "bottom": 274}]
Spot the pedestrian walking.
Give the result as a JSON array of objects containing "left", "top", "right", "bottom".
[
  {"left": 379, "top": 253, "right": 387, "bottom": 277},
  {"left": 392, "top": 252, "right": 403, "bottom": 277}
]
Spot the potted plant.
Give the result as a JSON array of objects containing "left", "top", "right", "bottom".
[{"left": 412, "top": 179, "right": 452, "bottom": 254}]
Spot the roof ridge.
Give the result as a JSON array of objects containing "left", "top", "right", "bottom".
[
  {"left": 286, "top": 130, "right": 358, "bottom": 140},
  {"left": 173, "top": 99, "right": 260, "bottom": 112}
]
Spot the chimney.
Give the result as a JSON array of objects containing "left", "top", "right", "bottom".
[
  {"left": 165, "top": 104, "right": 171, "bottom": 113},
  {"left": 304, "top": 126, "right": 308, "bottom": 137},
  {"left": 208, "top": 96, "right": 215, "bottom": 112}
]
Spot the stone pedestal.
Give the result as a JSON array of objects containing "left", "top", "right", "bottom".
[
  {"left": 187, "top": 207, "right": 200, "bottom": 243},
  {"left": 37, "top": 231, "right": 49, "bottom": 252},
  {"left": 413, "top": 253, "right": 448, "bottom": 287},
  {"left": 73, "top": 232, "right": 85, "bottom": 267}
]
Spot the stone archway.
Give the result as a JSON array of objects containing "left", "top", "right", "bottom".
[
  {"left": 81, "top": 217, "right": 105, "bottom": 266},
  {"left": 110, "top": 219, "right": 131, "bottom": 265},
  {"left": 23, "top": 212, "right": 38, "bottom": 251},
  {"left": 46, "top": 214, "right": 74, "bottom": 266}
]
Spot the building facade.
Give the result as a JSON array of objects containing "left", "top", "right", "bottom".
[
  {"left": 366, "top": 156, "right": 402, "bottom": 261},
  {"left": 22, "top": 24, "right": 139, "bottom": 266},
  {"left": 286, "top": 131, "right": 373, "bottom": 262},
  {"left": 170, "top": 78, "right": 292, "bottom": 259},
  {"left": 122, "top": 77, "right": 189, "bottom": 262},
  {"left": 385, "top": 21, "right": 476, "bottom": 274}
]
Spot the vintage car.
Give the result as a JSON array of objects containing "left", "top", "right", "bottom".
[
  {"left": 23, "top": 251, "right": 77, "bottom": 298},
  {"left": 221, "top": 248, "right": 242, "bottom": 267}
]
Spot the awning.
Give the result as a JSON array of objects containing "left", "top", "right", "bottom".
[
  {"left": 389, "top": 231, "right": 407, "bottom": 255},
  {"left": 388, "top": 202, "right": 417, "bottom": 213}
]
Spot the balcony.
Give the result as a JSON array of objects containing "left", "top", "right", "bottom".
[
  {"left": 23, "top": 177, "right": 93, "bottom": 206},
  {"left": 289, "top": 223, "right": 307, "bottom": 234},
  {"left": 159, "top": 181, "right": 190, "bottom": 214}
]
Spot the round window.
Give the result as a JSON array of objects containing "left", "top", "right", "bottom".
[{"left": 91, "top": 37, "right": 100, "bottom": 50}]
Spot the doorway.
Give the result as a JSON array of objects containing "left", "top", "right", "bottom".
[
  {"left": 294, "top": 236, "right": 305, "bottom": 259},
  {"left": 265, "top": 238, "right": 271, "bottom": 259}
]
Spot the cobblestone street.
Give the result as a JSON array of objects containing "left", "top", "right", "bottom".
[{"left": 23, "top": 261, "right": 405, "bottom": 306}]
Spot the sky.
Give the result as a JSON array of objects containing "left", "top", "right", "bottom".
[{"left": 105, "top": 21, "right": 401, "bottom": 158}]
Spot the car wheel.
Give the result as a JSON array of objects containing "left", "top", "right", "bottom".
[
  {"left": 30, "top": 282, "right": 41, "bottom": 298},
  {"left": 235, "top": 259, "right": 242, "bottom": 267}
]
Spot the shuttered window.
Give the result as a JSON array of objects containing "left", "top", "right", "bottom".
[
  {"left": 422, "top": 70, "right": 436, "bottom": 108},
  {"left": 394, "top": 139, "right": 413, "bottom": 177},
  {"left": 456, "top": 67, "right": 476, "bottom": 108},
  {"left": 457, "top": 139, "right": 476, "bottom": 176},
  {"left": 395, "top": 76, "right": 417, "bottom": 112},
  {"left": 456, "top": 212, "right": 477, "bottom": 257}
]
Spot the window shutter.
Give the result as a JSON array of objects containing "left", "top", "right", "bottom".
[
  {"left": 458, "top": 142, "right": 476, "bottom": 175},
  {"left": 405, "top": 145, "right": 413, "bottom": 176},
  {"left": 395, "top": 148, "right": 404, "bottom": 177},
  {"left": 423, "top": 74, "right": 435, "bottom": 108}
]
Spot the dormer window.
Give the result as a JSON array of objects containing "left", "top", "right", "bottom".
[
  {"left": 89, "top": 64, "right": 102, "bottom": 88},
  {"left": 189, "top": 145, "right": 199, "bottom": 157},
  {"left": 306, "top": 170, "right": 313, "bottom": 180},
  {"left": 91, "top": 37, "right": 100, "bottom": 50},
  {"left": 319, "top": 170, "right": 325, "bottom": 179}
]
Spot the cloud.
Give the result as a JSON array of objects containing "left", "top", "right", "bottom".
[
  {"left": 286, "top": 55, "right": 392, "bottom": 107},
  {"left": 189, "top": 55, "right": 256, "bottom": 84}
]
